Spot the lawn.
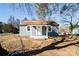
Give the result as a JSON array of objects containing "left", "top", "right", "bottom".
[{"left": 0, "top": 33, "right": 79, "bottom": 56}]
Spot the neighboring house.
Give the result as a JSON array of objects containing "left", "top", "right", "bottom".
[
  {"left": 72, "top": 28, "right": 79, "bottom": 35},
  {"left": 59, "top": 24, "right": 70, "bottom": 35},
  {"left": 19, "top": 20, "right": 59, "bottom": 39},
  {"left": 59, "top": 24, "right": 79, "bottom": 35}
]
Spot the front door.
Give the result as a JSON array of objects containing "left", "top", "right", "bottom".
[
  {"left": 42, "top": 26, "right": 47, "bottom": 36},
  {"left": 31, "top": 26, "right": 47, "bottom": 36}
]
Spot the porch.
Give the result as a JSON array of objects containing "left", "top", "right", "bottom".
[{"left": 28, "top": 25, "right": 52, "bottom": 39}]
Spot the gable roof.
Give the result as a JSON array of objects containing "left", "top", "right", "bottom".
[{"left": 20, "top": 20, "right": 59, "bottom": 26}]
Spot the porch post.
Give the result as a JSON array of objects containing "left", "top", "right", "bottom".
[
  {"left": 30, "top": 25, "right": 32, "bottom": 36},
  {"left": 46, "top": 26, "right": 48, "bottom": 37},
  {"left": 36, "top": 25, "right": 37, "bottom": 36},
  {"left": 30, "top": 25, "right": 31, "bottom": 36}
]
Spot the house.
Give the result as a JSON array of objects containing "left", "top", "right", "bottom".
[
  {"left": 59, "top": 24, "right": 79, "bottom": 35},
  {"left": 72, "top": 28, "right": 79, "bottom": 35},
  {"left": 19, "top": 20, "right": 59, "bottom": 39},
  {"left": 59, "top": 24, "right": 70, "bottom": 35}
]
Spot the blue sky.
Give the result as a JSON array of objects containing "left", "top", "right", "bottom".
[
  {"left": 0, "top": 3, "right": 32, "bottom": 23},
  {"left": 0, "top": 3, "right": 63, "bottom": 26},
  {"left": 0, "top": 3, "right": 79, "bottom": 27}
]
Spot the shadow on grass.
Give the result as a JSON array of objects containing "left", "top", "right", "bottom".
[
  {"left": 8, "top": 36, "right": 79, "bottom": 56},
  {"left": 0, "top": 44, "right": 8, "bottom": 56}
]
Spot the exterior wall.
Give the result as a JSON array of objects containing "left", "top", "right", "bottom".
[
  {"left": 19, "top": 26, "right": 30, "bottom": 36},
  {"left": 30, "top": 26, "right": 48, "bottom": 39},
  {"left": 72, "top": 28, "right": 79, "bottom": 34},
  {"left": 31, "top": 25, "right": 47, "bottom": 36},
  {"left": 48, "top": 26, "right": 59, "bottom": 36},
  {"left": 31, "top": 26, "right": 37, "bottom": 36},
  {"left": 36, "top": 26, "right": 42, "bottom": 36},
  {"left": 19, "top": 25, "right": 59, "bottom": 39}
]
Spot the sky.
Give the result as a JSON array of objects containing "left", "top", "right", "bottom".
[
  {"left": 0, "top": 3, "right": 79, "bottom": 27},
  {"left": 0, "top": 3, "right": 31, "bottom": 23}
]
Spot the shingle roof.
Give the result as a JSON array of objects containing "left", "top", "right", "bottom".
[{"left": 20, "top": 20, "right": 59, "bottom": 26}]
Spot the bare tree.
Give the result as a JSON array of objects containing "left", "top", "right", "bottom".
[
  {"left": 35, "top": 3, "right": 59, "bottom": 20},
  {"left": 60, "top": 3, "right": 79, "bottom": 34},
  {"left": 7, "top": 16, "right": 14, "bottom": 32}
]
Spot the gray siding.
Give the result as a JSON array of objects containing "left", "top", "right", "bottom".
[
  {"left": 19, "top": 25, "right": 59, "bottom": 38},
  {"left": 19, "top": 26, "right": 30, "bottom": 36},
  {"left": 48, "top": 26, "right": 59, "bottom": 36}
]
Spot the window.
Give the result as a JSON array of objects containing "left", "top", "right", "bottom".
[
  {"left": 48, "top": 26, "right": 52, "bottom": 32},
  {"left": 27, "top": 26, "right": 30, "bottom": 31},
  {"left": 33, "top": 26, "right": 36, "bottom": 29}
]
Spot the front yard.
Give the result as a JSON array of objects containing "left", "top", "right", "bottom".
[{"left": 0, "top": 33, "right": 79, "bottom": 56}]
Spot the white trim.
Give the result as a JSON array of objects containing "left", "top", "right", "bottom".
[
  {"left": 30, "top": 25, "right": 32, "bottom": 36},
  {"left": 30, "top": 36, "right": 48, "bottom": 39},
  {"left": 36, "top": 26, "right": 37, "bottom": 36},
  {"left": 30, "top": 25, "right": 48, "bottom": 36},
  {"left": 28, "top": 25, "right": 51, "bottom": 26},
  {"left": 46, "top": 26, "right": 48, "bottom": 36}
]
